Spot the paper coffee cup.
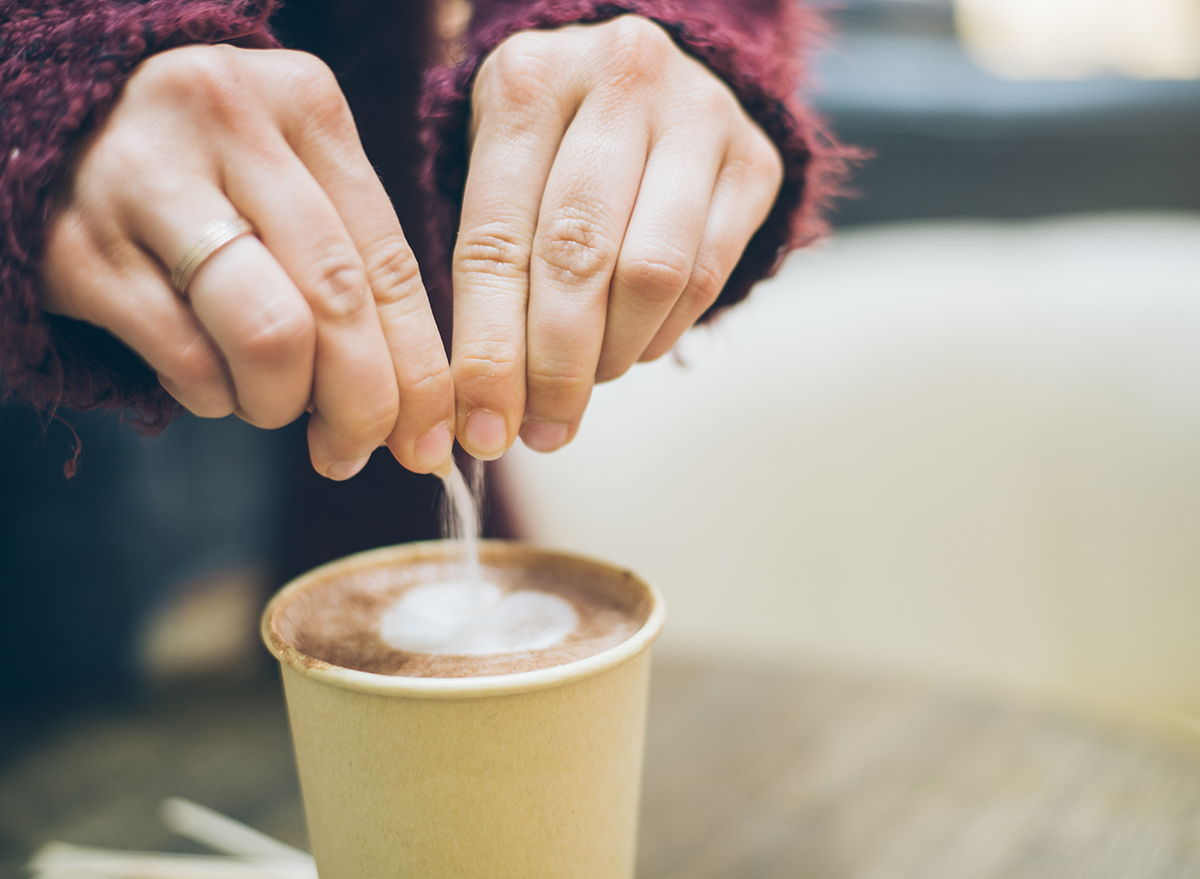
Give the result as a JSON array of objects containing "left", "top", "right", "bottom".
[{"left": 261, "top": 540, "right": 665, "bottom": 879}]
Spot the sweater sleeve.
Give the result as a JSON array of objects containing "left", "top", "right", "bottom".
[
  {"left": 419, "top": 0, "right": 853, "bottom": 318},
  {"left": 0, "top": 0, "right": 278, "bottom": 426}
]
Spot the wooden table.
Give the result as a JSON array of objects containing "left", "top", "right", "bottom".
[{"left": 4, "top": 658, "right": 1200, "bottom": 878}]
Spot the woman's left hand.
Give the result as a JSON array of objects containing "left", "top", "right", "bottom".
[{"left": 449, "top": 15, "right": 784, "bottom": 459}]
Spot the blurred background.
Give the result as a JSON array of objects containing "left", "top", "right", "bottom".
[{"left": 4, "top": 0, "right": 1200, "bottom": 723}]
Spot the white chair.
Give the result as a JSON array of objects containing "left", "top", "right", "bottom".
[{"left": 499, "top": 213, "right": 1200, "bottom": 729}]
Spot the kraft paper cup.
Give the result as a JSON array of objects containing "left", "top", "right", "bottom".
[{"left": 262, "top": 539, "right": 665, "bottom": 879}]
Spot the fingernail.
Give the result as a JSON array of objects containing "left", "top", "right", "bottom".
[
  {"left": 519, "top": 420, "right": 569, "bottom": 453},
  {"left": 326, "top": 455, "right": 370, "bottom": 481},
  {"left": 463, "top": 409, "right": 508, "bottom": 459},
  {"left": 416, "top": 422, "right": 454, "bottom": 474}
]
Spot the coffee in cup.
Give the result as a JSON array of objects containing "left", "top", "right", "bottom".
[{"left": 262, "top": 539, "right": 664, "bottom": 879}]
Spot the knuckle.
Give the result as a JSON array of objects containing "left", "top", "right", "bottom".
[
  {"left": 78, "top": 122, "right": 155, "bottom": 196},
  {"left": 305, "top": 249, "right": 372, "bottom": 321},
  {"left": 169, "top": 335, "right": 228, "bottom": 391},
  {"left": 617, "top": 245, "right": 692, "bottom": 304},
  {"left": 699, "top": 80, "right": 739, "bottom": 120},
  {"left": 747, "top": 132, "right": 784, "bottom": 186},
  {"left": 727, "top": 130, "right": 784, "bottom": 190},
  {"left": 39, "top": 212, "right": 89, "bottom": 312},
  {"left": 400, "top": 361, "right": 454, "bottom": 407},
  {"left": 284, "top": 53, "right": 354, "bottom": 135},
  {"left": 526, "top": 357, "right": 591, "bottom": 397},
  {"left": 343, "top": 399, "right": 400, "bottom": 445},
  {"left": 232, "top": 301, "right": 314, "bottom": 366},
  {"left": 363, "top": 235, "right": 423, "bottom": 306},
  {"left": 479, "top": 33, "right": 558, "bottom": 107},
  {"left": 455, "top": 224, "right": 531, "bottom": 279},
  {"left": 140, "top": 46, "right": 244, "bottom": 115},
  {"left": 536, "top": 210, "right": 617, "bottom": 284},
  {"left": 284, "top": 50, "right": 339, "bottom": 90},
  {"left": 684, "top": 253, "right": 726, "bottom": 310},
  {"left": 453, "top": 341, "right": 523, "bottom": 389},
  {"left": 602, "top": 16, "right": 671, "bottom": 79}
]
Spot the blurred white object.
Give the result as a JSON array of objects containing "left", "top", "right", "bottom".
[
  {"left": 501, "top": 213, "right": 1200, "bottom": 727},
  {"left": 29, "top": 799, "right": 315, "bottom": 879},
  {"left": 137, "top": 569, "right": 266, "bottom": 685},
  {"left": 158, "top": 798, "right": 310, "bottom": 863},
  {"left": 956, "top": 0, "right": 1200, "bottom": 79}
]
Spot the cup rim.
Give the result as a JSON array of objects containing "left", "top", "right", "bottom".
[{"left": 261, "top": 539, "right": 665, "bottom": 699}]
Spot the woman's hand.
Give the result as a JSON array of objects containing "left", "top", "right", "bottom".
[
  {"left": 40, "top": 44, "right": 455, "bottom": 480},
  {"left": 452, "top": 15, "right": 784, "bottom": 458}
]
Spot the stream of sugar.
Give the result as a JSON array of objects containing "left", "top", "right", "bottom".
[
  {"left": 439, "top": 458, "right": 484, "bottom": 588},
  {"left": 376, "top": 459, "right": 579, "bottom": 656}
]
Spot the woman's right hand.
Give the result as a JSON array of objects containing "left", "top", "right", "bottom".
[{"left": 39, "top": 44, "right": 455, "bottom": 480}]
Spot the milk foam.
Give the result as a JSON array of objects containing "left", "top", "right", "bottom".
[
  {"left": 378, "top": 579, "right": 579, "bottom": 655},
  {"left": 377, "top": 461, "right": 580, "bottom": 656}
]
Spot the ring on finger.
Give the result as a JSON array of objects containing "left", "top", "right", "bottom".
[{"left": 171, "top": 216, "right": 257, "bottom": 294}]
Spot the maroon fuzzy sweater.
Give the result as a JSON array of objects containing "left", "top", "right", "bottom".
[{"left": 0, "top": 0, "right": 848, "bottom": 428}]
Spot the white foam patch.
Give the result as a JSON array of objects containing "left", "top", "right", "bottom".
[{"left": 379, "top": 580, "right": 579, "bottom": 656}]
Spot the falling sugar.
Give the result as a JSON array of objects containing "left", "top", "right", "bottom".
[
  {"left": 439, "top": 458, "right": 484, "bottom": 587},
  {"left": 376, "top": 458, "right": 579, "bottom": 657}
]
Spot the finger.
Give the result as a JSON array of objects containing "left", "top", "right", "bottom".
[
  {"left": 42, "top": 211, "right": 237, "bottom": 418},
  {"left": 121, "top": 182, "right": 318, "bottom": 432},
  {"left": 594, "top": 129, "right": 722, "bottom": 383},
  {"left": 222, "top": 141, "right": 401, "bottom": 479},
  {"left": 273, "top": 58, "right": 455, "bottom": 474},
  {"left": 641, "top": 137, "right": 782, "bottom": 362},
  {"left": 451, "top": 54, "right": 574, "bottom": 459},
  {"left": 518, "top": 104, "right": 648, "bottom": 452}
]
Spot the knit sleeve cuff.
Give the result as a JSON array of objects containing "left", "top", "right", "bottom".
[
  {"left": 419, "top": 0, "right": 855, "bottom": 319},
  {"left": 1, "top": 0, "right": 279, "bottom": 425}
]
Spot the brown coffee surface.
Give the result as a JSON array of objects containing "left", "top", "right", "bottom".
[{"left": 269, "top": 549, "right": 653, "bottom": 678}]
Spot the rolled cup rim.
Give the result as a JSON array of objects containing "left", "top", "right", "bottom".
[{"left": 261, "top": 539, "right": 666, "bottom": 699}]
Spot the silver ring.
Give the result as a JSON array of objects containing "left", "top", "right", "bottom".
[{"left": 171, "top": 217, "right": 256, "bottom": 294}]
